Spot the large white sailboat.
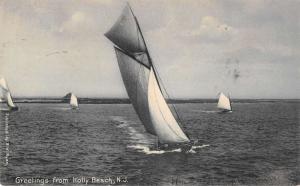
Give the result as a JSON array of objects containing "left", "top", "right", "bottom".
[
  {"left": 105, "top": 4, "right": 192, "bottom": 150},
  {"left": 217, "top": 92, "right": 232, "bottom": 113},
  {"left": 0, "top": 78, "right": 19, "bottom": 111},
  {"left": 69, "top": 93, "right": 79, "bottom": 109}
]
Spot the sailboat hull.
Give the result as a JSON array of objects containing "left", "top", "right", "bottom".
[
  {"left": 218, "top": 109, "right": 232, "bottom": 114},
  {"left": 9, "top": 106, "right": 19, "bottom": 111},
  {"left": 157, "top": 141, "right": 194, "bottom": 152}
]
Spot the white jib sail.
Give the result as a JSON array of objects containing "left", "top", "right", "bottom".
[
  {"left": 70, "top": 93, "right": 78, "bottom": 108},
  {"left": 217, "top": 92, "right": 231, "bottom": 111},
  {"left": 6, "top": 92, "right": 16, "bottom": 108},
  {"left": 148, "top": 68, "right": 190, "bottom": 144}
]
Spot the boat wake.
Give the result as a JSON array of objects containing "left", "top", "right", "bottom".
[
  {"left": 112, "top": 116, "right": 210, "bottom": 155},
  {"left": 112, "top": 116, "right": 151, "bottom": 145},
  {"left": 127, "top": 144, "right": 181, "bottom": 155},
  {"left": 187, "top": 144, "right": 210, "bottom": 153},
  {"left": 127, "top": 144, "right": 210, "bottom": 155},
  {"left": 195, "top": 110, "right": 219, "bottom": 113},
  {"left": 51, "top": 107, "right": 73, "bottom": 111}
]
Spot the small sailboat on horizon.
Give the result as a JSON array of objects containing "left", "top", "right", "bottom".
[
  {"left": 63, "top": 92, "right": 79, "bottom": 109},
  {"left": 217, "top": 92, "right": 232, "bottom": 113},
  {"left": 105, "top": 3, "right": 193, "bottom": 151},
  {"left": 0, "top": 78, "right": 19, "bottom": 111},
  {"left": 70, "top": 93, "right": 79, "bottom": 109}
]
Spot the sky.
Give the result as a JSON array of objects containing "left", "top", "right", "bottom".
[{"left": 0, "top": 0, "right": 299, "bottom": 99}]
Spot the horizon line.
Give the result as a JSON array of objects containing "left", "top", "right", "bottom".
[{"left": 11, "top": 97, "right": 300, "bottom": 100}]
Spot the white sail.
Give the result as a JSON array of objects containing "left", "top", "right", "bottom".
[
  {"left": 148, "top": 68, "right": 190, "bottom": 143},
  {"left": 0, "top": 78, "right": 17, "bottom": 109},
  {"left": 217, "top": 92, "right": 231, "bottom": 111},
  {"left": 6, "top": 92, "right": 16, "bottom": 108},
  {"left": 0, "top": 78, "right": 9, "bottom": 91},
  {"left": 0, "top": 86, "right": 5, "bottom": 103},
  {"left": 70, "top": 93, "right": 79, "bottom": 108},
  {"left": 106, "top": 4, "right": 190, "bottom": 144}
]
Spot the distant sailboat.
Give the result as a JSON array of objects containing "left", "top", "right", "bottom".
[
  {"left": 217, "top": 92, "right": 232, "bottom": 113},
  {"left": 0, "top": 78, "right": 19, "bottom": 111},
  {"left": 70, "top": 93, "right": 79, "bottom": 109},
  {"left": 105, "top": 4, "right": 191, "bottom": 150}
]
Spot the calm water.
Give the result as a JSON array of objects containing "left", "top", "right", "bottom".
[{"left": 0, "top": 102, "right": 299, "bottom": 185}]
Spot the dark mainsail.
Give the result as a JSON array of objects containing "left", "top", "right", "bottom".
[
  {"left": 105, "top": 5, "right": 147, "bottom": 56},
  {"left": 115, "top": 47, "right": 155, "bottom": 135}
]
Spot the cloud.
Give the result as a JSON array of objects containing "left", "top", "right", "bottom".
[
  {"left": 184, "top": 16, "right": 237, "bottom": 42},
  {"left": 71, "top": 11, "right": 85, "bottom": 23},
  {"left": 59, "top": 11, "right": 90, "bottom": 33},
  {"left": 148, "top": 14, "right": 237, "bottom": 45}
]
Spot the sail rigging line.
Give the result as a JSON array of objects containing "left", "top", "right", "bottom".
[
  {"left": 136, "top": 63, "right": 143, "bottom": 108},
  {"left": 152, "top": 64, "right": 191, "bottom": 139},
  {"left": 128, "top": 3, "right": 159, "bottom": 82},
  {"left": 228, "top": 93, "right": 233, "bottom": 111},
  {"left": 127, "top": 3, "right": 147, "bottom": 59},
  {"left": 151, "top": 63, "right": 187, "bottom": 127},
  {"left": 127, "top": 3, "right": 189, "bottom": 138},
  {"left": 150, "top": 73, "right": 188, "bottom": 142},
  {"left": 128, "top": 4, "right": 181, "bottom": 118},
  {"left": 114, "top": 47, "right": 150, "bottom": 70},
  {"left": 130, "top": 9, "right": 154, "bottom": 66}
]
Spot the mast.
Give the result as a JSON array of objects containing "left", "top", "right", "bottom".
[
  {"left": 128, "top": 3, "right": 188, "bottom": 137},
  {"left": 128, "top": 3, "right": 171, "bottom": 97},
  {"left": 128, "top": 4, "right": 159, "bottom": 84},
  {"left": 228, "top": 93, "right": 232, "bottom": 111}
]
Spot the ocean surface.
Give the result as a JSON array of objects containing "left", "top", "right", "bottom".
[{"left": 0, "top": 101, "right": 299, "bottom": 185}]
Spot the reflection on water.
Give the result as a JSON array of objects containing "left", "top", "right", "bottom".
[{"left": 4, "top": 112, "right": 9, "bottom": 166}]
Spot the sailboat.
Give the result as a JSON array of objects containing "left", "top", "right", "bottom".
[
  {"left": 70, "top": 93, "right": 79, "bottom": 109},
  {"left": 105, "top": 3, "right": 192, "bottom": 150},
  {"left": 0, "top": 78, "right": 19, "bottom": 111},
  {"left": 217, "top": 92, "right": 232, "bottom": 113}
]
